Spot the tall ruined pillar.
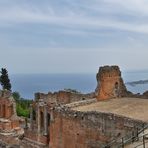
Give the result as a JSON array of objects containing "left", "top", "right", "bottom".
[
  {"left": 30, "top": 104, "right": 33, "bottom": 130},
  {"left": 95, "top": 65, "right": 128, "bottom": 100},
  {"left": 44, "top": 105, "right": 48, "bottom": 135},
  {"left": 37, "top": 104, "right": 41, "bottom": 134}
]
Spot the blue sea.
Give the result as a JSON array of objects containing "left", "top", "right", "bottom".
[{"left": 3, "top": 71, "right": 148, "bottom": 99}]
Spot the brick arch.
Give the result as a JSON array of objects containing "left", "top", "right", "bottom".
[
  {"left": 115, "top": 82, "right": 119, "bottom": 89},
  {"left": 47, "top": 113, "right": 50, "bottom": 126},
  {"left": 40, "top": 111, "right": 44, "bottom": 132}
]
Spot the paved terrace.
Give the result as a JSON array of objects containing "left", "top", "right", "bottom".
[{"left": 72, "top": 98, "right": 148, "bottom": 122}]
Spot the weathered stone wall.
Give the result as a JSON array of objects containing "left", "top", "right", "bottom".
[
  {"left": 0, "top": 134, "right": 20, "bottom": 147},
  {"left": 24, "top": 129, "right": 49, "bottom": 145},
  {"left": 35, "top": 90, "right": 94, "bottom": 105},
  {"left": 120, "top": 89, "right": 148, "bottom": 99},
  {"left": 0, "top": 90, "right": 20, "bottom": 131},
  {"left": 0, "top": 90, "right": 18, "bottom": 119},
  {"left": 49, "top": 106, "right": 146, "bottom": 148},
  {"left": 0, "top": 98, "right": 13, "bottom": 118},
  {"left": 0, "top": 120, "right": 20, "bottom": 131},
  {"left": 141, "top": 91, "right": 148, "bottom": 99},
  {"left": 0, "top": 119, "right": 12, "bottom": 131},
  {"left": 0, "top": 90, "right": 11, "bottom": 98},
  {"left": 95, "top": 65, "right": 128, "bottom": 100}
]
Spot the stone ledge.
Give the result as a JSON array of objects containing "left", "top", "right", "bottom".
[
  {"left": 0, "top": 118, "right": 11, "bottom": 122},
  {"left": 65, "top": 98, "right": 97, "bottom": 108},
  {"left": 54, "top": 104, "right": 147, "bottom": 130},
  {"left": 21, "top": 137, "right": 48, "bottom": 148}
]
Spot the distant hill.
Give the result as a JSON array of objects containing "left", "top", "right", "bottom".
[{"left": 126, "top": 80, "right": 148, "bottom": 86}]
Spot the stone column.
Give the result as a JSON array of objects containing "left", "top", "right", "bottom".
[
  {"left": 30, "top": 105, "right": 33, "bottom": 130},
  {"left": 44, "top": 105, "right": 48, "bottom": 135},
  {"left": 37, "top": 104, "right": 41, "bottom": 134},
  {"left": 50, "top": 110, "right": 54, "bottom": 122}
]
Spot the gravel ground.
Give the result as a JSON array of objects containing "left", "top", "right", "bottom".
[{"left": 73, "top": 97, "right": 148, "bottom": 122}]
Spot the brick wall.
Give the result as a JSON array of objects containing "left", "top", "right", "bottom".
[
  {"left": 24, "top": 129, "right": 49, "bottom": 145},
  {"left": 34, "top": 91, "right": 94, "bottom": 105},
  {"left": 0, "top": 98, "right": 13, "bottom": 118},
  {"left": 49, "top": 108, "right": 145, "bottom": 148}
]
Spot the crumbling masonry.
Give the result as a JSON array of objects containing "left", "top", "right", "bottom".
[
  {"left": 0, "top": 90, "right": 20, "bottom": 131},
  {"left": 95, "top": 65, "right": 128, "bottom": 100},
  {"left": 22, "top": 65, "right": 148, "bottom": 148}
]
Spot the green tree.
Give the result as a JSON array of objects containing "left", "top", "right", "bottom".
[
  {"left": 0, "top": 68, "right": 11, "bottom": 91},
  {"left": 12, "top": 91, "right": 32, "bottom": 117},
  {"left": 13, "top": 91, "right": 21, "bottom": 102}
]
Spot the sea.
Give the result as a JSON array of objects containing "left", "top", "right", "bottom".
[{"left": 4, "top": 71, "right": 148, "bottom": 99}]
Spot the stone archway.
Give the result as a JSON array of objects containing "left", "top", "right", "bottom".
[
  {"left": 47, "top": 113, "right": 50, "bottom": 138},
  {"left": 0, "top": 105, "right": 1, "bottom": 117},
  {"left": 114, "top": 82, "right": 119, "bottom": 97},
  {"left": 33, "top": 109, "right": 36, "bottom": 121},
  {"left": 115, "top": 82, "right": 119, "bottom": 89},
  {"left": 40, "top": 111, "right": 44, "bottom": 133},
  {"left": 47, "top": 113, "right": 50, "bottom": 126}
]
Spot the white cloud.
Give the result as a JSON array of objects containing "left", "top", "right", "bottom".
[
  {"left": 0, "top": 0, "right": 148, "bottom": 73},
  {"left": 104, "top": 0, "right": 148, "bottom": 15},
  {"left": 0, "top": 0, "right": 148, "bottom": 35}
]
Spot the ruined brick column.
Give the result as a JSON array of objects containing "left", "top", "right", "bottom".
[
  {"left": 0, "top": 105, "right": 2, "bottom": 117},
  {"left": 44, "top": 105, "right": 48, "bottom": 135},
  {"left": 0, "top": 105, "right": 3, "bottom": 118},
  {"left": 2, "top": 105, "right": 5, "bottom": 118},
  {"left": 30, "top": 104, "right": 33, "bottom": 130},
  {"left": 95, "top": 65, "right": 128, "bottom": 100},
  {"left": 37, "top": 104, "right": 41, "bottom": 134}
]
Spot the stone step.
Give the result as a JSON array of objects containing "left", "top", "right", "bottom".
[
  {"left": 125, "top": 134, "right": 148, "bottom": 148},
  {"left": 21, "top": 137, "right": 48, "bottom": 148}
]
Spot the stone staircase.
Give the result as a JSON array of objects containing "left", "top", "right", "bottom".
[
  {"left": 125, "top": 129, "right": 148, "bottom": 148},
  {"left": 104, "top": 124, "right": 148, "bottom": 148},
  {"left": 21, "top": 137, "right": 48, "bottom": 148}
]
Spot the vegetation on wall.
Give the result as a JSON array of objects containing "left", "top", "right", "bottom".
[
  {"left": 0, "top": 68, "right": 32, "bottom": 118},
  {"left": 13, "top": 91, "right": 32, "bottom": 118}
]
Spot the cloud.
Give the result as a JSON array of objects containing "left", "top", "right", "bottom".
[
  {"left": 0, "top": 0, "right": 148, "bottom": 35},
  {"left": 0, "top": 0, "right": 148, "bottom": 74},
  {"left": 104, "top": 0, "right": 148, "bottom": 15}
]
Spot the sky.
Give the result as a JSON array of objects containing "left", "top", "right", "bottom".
[{"left": 0, "top": 0, "right": 148, "bottom": 74}]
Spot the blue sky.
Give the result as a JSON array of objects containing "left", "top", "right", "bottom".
[{"left": 0, "top": 0, "right": 148, "bottom": 74}]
